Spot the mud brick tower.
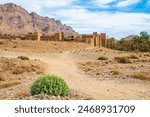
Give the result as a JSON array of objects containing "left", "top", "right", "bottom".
[
  {"left": 91, "top": 32, "right": 106, "bottom": 47},
  {"left": 101, "top": 33, "right": 106, "bottom": 47},
  {"left": 34, "top": 32, "right": 42, "bottom": 41},
  {"left": 91, "top": 32, "right": 97, "bottom": 46},
  {"left": 59, "top": 32, "right": 64, "bottom": 41}
]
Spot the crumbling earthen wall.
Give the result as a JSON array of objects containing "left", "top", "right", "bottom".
[
  {"left": 101, "top": 33, "right": 106, "bottom": 47},
  {"left": 0, "top": 31, "right": 107, "bottom": 47},
  {"left": 90, "top": 32, "right": 106, "bottom": 47},
  {"left": 65, "top": 35, "right": 75, "bottom": 41},
  {"left": 41, "top": 32, "right": 64, "bottom": 41},
  {"left": 0, "top": 33, "right": 17, "bottom": 40},
  {"left": 25, "top": 32, "right": 42, "bottom": 41},
  {"left": 82, "top": 34, "right": 93, "bottom": 43},
  {"left": 41, "top": 34, "right": 55, "bottom": 41}
]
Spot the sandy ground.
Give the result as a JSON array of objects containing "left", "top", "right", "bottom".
[{"left": 0, "top": 41, "right": 150, "bottom": 100}]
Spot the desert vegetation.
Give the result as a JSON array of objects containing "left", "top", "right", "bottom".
[
  {"left": 0, "top": 57, "right": 46, "bottom": 99},
  {"left": 107, "top": 31, "right": 150, "bottom": 52},
  {"left": 79, "top": 62, "right": 101, "bottom": 76},
  {"left": 18, "top": 56, "right": 29, "bottom": 60},
  {"left": 131, "top": 71, "right": 150, "bottom": 81},
  {"left": 31, "top": 75, "right": 70, "bottom": 96},
  {"left": 0, "top": 57, "right": 45, "bottom": 75},
  {"left": 0, "top": 39, "right": 150, "bottom": 100},
  {"left": 0, "top": 79, "right": 21, "bottom": 89},
  {"left": 98, "top": 56, "right": 108, "bottom": 60},
  {"left": 114, "top": 56, "right": 130, "bottom": 63}
]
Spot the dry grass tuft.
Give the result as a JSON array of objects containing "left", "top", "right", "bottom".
[
  {"left": 129, "top": 54, "right": 139, "bottom": 59},
  {"left": 79, "top": 62, "right": 101, "bottom": 76},
  {"left": 114, "top": 56, "right": 130, "bottom": 63},
  {"left": 131, "top": 71, "right": 150, "bottom": 81},
  {"left": 111, "top": 69, "right": 119, "bottom": 75},
  {"left": 98, "top": 56, "right": 108, "bottom": 60},
  {"left": 0, "top": 80, "right": 21, "bottom": 89},
  {"left": 144, "top": 53, "right": 150, "bottom": 57},
  {"left": 18, "top": 56, "right": 29, "bottom": 60},
  {"left": 0, "top": 57, "right": 45, "bottom": 75}
]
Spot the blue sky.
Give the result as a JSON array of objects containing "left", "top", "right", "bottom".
[{"left": 0, "top": 0, "right": 150, "bottom": 39}]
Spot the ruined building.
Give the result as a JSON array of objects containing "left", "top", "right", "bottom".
[
  {"left": 25, "top": 32, "right": 42, "bottom": 41},
  {"left": 25, "top": 32, "right": 64, "bottom": 41},
  {"left": 0, "top": 31, "right": 107, "bottom": 48},
  {"left": 82, "top": 32, "right": 107, "bottom": 47}
]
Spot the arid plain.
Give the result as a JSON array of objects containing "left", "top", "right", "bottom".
[{"left": 0, "top": 39, "right": 150, "bottom": 100}]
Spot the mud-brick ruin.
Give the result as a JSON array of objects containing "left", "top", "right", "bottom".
[
  {"left": 0, "top": 31, "right": 106, "bottom": 47},
  {"left": 25, "top": 32, "right": 65, "bottom": 41},
  {"left": 82, "top": 32, "right": 107, "bottom": 47}
]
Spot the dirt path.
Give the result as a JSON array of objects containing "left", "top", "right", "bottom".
[{"left": 1, "top": 50, "right": 150, "bottom": 100}]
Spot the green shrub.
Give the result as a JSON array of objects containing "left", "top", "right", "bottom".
[
  {"left": 114, "top": 56, "right": 130, "bottom": 63},
  {"left": 98, "top": 56, "right": 108, "bottom": 60},
  {"left": 107, "top": 32, "right": 150, "bottom": 52},
  {"left": 18, "top": 56, "right": 29, "bottom": 60},
  {"left": 30, "top": 75, "right": 70, "bottom": 96}
]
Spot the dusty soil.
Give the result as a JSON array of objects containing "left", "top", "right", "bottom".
[
  {"left": 0, "top": 39, "right": 150, "bottom": 100},
  {"left": 0, "top": 39, "right": 90, "bottom": 53}
]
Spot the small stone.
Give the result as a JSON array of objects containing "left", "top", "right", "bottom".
[{"left": 104, "top": 75, "right": 109, "bottom": 78}]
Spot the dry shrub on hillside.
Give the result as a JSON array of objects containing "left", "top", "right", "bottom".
[
  {"left": 0, "top": 57, "right": 45, "bottom": 74},
  {"left": 144, "top": 53, "right": 150, "bottom": 57},
  {"left": 79, "top": 62, "right": 101, "bottom": 76},
  {"left": 111, "top": 69, "right": 119, "bottom": 75},
  {"left": 131, "top": 71, "right": 150, "bottom": 81},
  {"left": 114, "top": 56, "right": 130, "bottom": 63},
  {"left": 129, "top": 54, "right": 139, "bottom": 59},
  {"left": 18, "top": 56, "right": 29, "bottom": 60},
  {"left": 0, "top": 57, "right": 45, "bottom": 90},
  {"left": 97, "top": 56, "right": 108, "bottom": 60}
]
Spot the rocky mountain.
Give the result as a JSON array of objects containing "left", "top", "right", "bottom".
[{"left": 0, "top": 3, "right": 77, "bottom": 35}]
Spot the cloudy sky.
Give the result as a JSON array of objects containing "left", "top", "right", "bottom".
[{"left": 0, "top": 0, "right": 150, "bottom": 39}]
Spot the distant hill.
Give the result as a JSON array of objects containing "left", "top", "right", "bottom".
[
  {"left": 123, "top": 35, "right": 137, "bottom": 41},
  {"left": 0, "top": 3, "right": 77, "bottom": 36}
]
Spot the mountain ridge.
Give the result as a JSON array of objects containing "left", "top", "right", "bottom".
[{"left": 0, "top": 3, "right": 77, "bottom": 35}]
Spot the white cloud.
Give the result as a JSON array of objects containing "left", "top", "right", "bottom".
[
  {"left": 0, "top": 0, "right": 149, "bottom": 39},
  {"left": 0, "top": 0, "right": 75, "bottom": 13},
  {"left": 51, "top": 8, "right": 150, "bottom": 39},
  {"left": 116, "top": 0, "right": 140, "bottom": 7},
  {"left": 92, "top": 0, "right": 117, "bottom": 8}
]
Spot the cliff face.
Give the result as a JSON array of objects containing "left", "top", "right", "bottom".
[{"left": 0, "top": 3, "right": 77, "bottom": 35}]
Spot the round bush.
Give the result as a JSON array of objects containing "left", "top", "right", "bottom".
[{"left": 30, "top": 75, "right": 70, "bottom": 96}]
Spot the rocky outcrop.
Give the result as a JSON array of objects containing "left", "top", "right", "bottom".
[{"left": 0, "top": 3, "right": 77, "bottom": 35}]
